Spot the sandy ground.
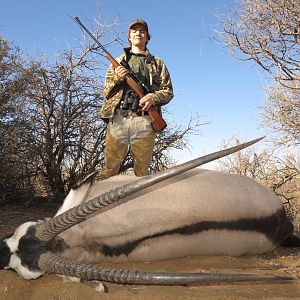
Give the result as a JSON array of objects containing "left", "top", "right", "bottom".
[{"left": 0, "top": 208, "right": 299, "bottom": 300}]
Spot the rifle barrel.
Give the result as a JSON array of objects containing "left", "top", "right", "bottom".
[{"left": 74, "top": 17, "right": 108, "bottom": 55}]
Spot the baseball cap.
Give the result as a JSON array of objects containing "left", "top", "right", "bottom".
[
  {"left": 128, "top": 19, "right": 151, "bottom": 41},
  {"left": 129, "top": 19, "right": 149, "bottom": 31}
]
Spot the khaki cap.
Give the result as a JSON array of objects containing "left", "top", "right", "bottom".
[{"left": 129, "top": 19, "right": 149, "bottom": 31}]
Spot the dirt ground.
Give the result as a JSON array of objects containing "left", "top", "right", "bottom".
[{"left": 0, "top": 208, "right": 299, "bottom": 300}]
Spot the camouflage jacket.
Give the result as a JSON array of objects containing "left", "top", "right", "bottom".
[{"left": 99, "top": 47, "right": 174, "bottom": 119}]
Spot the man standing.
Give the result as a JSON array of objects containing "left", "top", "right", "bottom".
[{"left": 99, "top": 19, "right": 173, "bottom": 179}]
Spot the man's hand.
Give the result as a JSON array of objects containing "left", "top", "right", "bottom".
[
  {"left": 115, "top": 66, "right": 128, "bottom": 80},
  {"left": 139, "top": 94, "right": 154, "bottom": 111}
]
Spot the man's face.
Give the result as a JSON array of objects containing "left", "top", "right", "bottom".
[{"left": 129, "top": 25, "right": 148, "bottom": 48}]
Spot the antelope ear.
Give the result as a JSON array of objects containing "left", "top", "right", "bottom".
[{"left": 71, "top": 171, "right": 98, "bottom": 189}]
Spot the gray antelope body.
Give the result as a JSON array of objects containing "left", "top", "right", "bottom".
[
  {"left": 0, "top": 138, "right": 296, "bottom": 289},
  {"left": 57, "top": 168, "right": 291, "bottom": 263}
]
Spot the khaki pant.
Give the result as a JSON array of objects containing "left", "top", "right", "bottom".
[{"left": 99, "top": 114, "right": 156, "bottom": 179}]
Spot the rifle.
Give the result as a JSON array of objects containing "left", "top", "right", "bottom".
[{"left": 73, "top": 17, "right": 167, "bottom": 133}]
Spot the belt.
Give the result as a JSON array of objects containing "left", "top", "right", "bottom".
[{"left": 114, "top": 109, "right": 149, "bottom": 117}]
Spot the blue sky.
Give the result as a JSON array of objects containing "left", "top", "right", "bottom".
[{"left": 0, "top": 0, "right": 267, "bottom": 165}]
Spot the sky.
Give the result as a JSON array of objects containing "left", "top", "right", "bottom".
[{"left": 0, "top": 0, "right": 268, "bottom": 167}]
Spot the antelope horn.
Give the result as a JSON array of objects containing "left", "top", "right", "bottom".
[
  {"left": 35, "top": 137, "right": 265, "bottom": 241},
  {"left": 38, "top": 252, "right": 293, "bottom": 285}
]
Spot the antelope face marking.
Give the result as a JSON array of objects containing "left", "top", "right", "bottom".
[{"left": 1, "top": 222, "right": 44, "bottom": 279}]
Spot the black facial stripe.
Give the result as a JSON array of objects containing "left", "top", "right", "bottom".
[
  {"left": 0, "top": 240, "right": 12, "bottom": 268},
  {"left": 102, "top": 208, "right": 293, "bottom": 257},
  {"left": 17, "top": 226, "right": 69, "bottom": 271}
]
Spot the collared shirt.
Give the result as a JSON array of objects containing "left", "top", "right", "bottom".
[
  {"left": 99, "top": 47, "right": 174, "bottom": 119},
  {"left": 120, "top": 51, "right": 150, "bottom": 104}
]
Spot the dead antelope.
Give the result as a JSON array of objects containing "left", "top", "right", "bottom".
[{"left": 0, "top": 137, "right": 296, "bottom": 291}]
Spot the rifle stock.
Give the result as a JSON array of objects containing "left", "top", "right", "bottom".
[{"left": 74, "top": 17, "right": 167, "bottom": 133}]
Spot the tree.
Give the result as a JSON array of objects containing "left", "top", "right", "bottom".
[
  {"left": 217, "top": 0, "right": 300, "bottom": 228},
  {"left": 217, "top": 0, "right": 300, "bottom": 146},
  {"left": 218, "top": 0, "right": 300, "bottom": 147},
  {"left": 0, "top": 37, "right": 38, "bottom": 205},
  {"left": 219, "top": 0, "right": 300, "bottom": 88},
  {"left": 1, "top": 18, "right": 206, "bottom": 205},
  {"left": 18, "top": 48, "right": 106, "bottom": 202},
  {"left": 261, "top": 82, "right": 300, "bottom": 147}
]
